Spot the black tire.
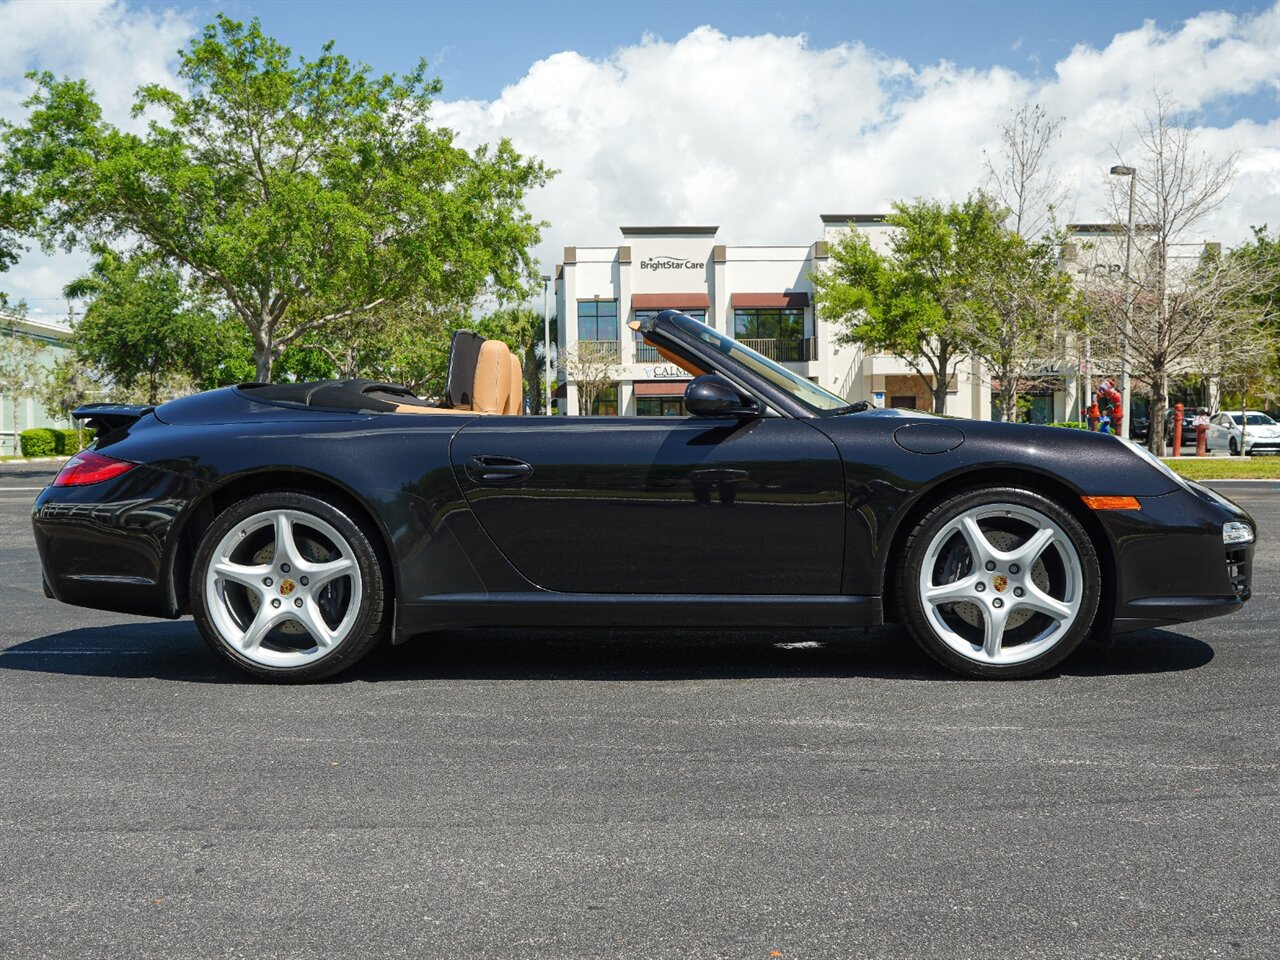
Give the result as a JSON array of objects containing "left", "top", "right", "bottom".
[
  {"left": 896, "top": 486, "right": 1102, "bottom": 679},
  {"left": 191, "top": 491, "right": 389, "bottom": 682},
  {"left": 1230, "top": 438, "right": 1240, "bottom": 457}
]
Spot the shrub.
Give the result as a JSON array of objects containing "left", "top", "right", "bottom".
[
  {"left": 1048, "top": 421, "right": 1087, "bottom": 430},
  {"left": 19, "top": 428, "right": 59, "bottom": 457},
  {"left": 56, "top": 428, "right": 94, "bottom": 455}
]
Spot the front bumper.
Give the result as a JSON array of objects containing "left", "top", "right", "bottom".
[
  {"left": 1243, "top": 437, "right": 1280, "bottom": 454},
  {"left": 1100, "top": 480, "right": 1255, "bottom": 633},
  {"left": 31, "top": 465, "right": 208, "bottom": 618}
]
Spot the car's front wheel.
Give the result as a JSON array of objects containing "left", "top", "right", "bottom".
[
  {"left": 191, "top": 491, "right": 388, "bottom": 682},
  {"left": 897, "top": 487, "right": 1101, "bottom": 679},
  {"left": 1230, "top": 437, "right": 1240, "bottom": 456}
]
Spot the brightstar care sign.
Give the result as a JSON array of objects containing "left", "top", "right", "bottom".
[{"left": 640, "top": 255, "right": 703, "bottom": 271}]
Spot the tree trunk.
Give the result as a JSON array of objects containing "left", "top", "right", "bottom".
[
  {"left": 932, "top": 372, "right": 949, "bottom": 414},
  {"left": 254, "top": 331, "right": 272, "bottom": 383},
  {"left": 998, "top": 375, "right": 1018, "bottom": 422},
  {"left": 1149, "top": 371, "right": 1168, "bottom": 457}
]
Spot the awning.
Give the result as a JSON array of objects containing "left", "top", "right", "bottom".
[
  {"left": 730, "top": 292, "right": 810, "bottom": 309},
  {"left": 634, "top": 381, "right": 689, "bottom": 397},
  {"left": 631, "top": 293, "right": 710, "bottom": 310}
]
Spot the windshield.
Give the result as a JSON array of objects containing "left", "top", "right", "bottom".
[
  {"left": 1231, "top": 413, "right": 1276, "bottom": 425},
  {"left": 666, "top": 313, "right": 849, "bottom": 414}
]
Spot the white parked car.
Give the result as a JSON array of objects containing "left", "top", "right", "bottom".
[{"left": 1207, "top": 411, "right": 1280, "bottom": 456}]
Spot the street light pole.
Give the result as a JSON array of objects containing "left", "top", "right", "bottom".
[
  {"left": 1111, "top": 164, "right": 1137, "bottom": 440},
  {"left": 541, "top": 274, "right": 552, "bottom": 416}
]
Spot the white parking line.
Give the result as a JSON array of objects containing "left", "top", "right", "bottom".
[{"left": 0, "top": 487, "right": 46, "bottom": 491}]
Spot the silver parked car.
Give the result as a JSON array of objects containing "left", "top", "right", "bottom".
[{"left": 1207, "top": 411, "right": 1280, "bottom": 456}]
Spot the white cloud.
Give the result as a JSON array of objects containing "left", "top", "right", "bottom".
[
  {"left": 434, "top": 5, "right": 1280, "bottom": 286},
  {"left": 0, "top": 0, "right": 193, "bottom": 129},
  {"left": 0, "top": 0, "right": 196, "bottom": 316}
]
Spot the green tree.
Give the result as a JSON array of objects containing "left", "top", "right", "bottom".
[
  {"left": 41, "top": 354, "right": 93, "bottom": 421},
  {"left": 559, "top": 340, "right": 617, "bottom": 416},
  {"left": 964, "top": 199, "right": 1080, "bottom": 422},
  {"left": 1089, "top": 94, "right": 1240, "bottom": 454},
  {"left": 977, "top": 105, "right": 1080, "bottom": 422},
  {"left": 814, "top": 199, "right": 986, "bottom": 414},
  {"left": 64, "top": 249, "right": 228, "bottom": 405},
  {"left": 0, "top": 188, "right": 36, "bottom": 276},
  {"left": 1225, "top": 226, "right": 1280, "bottom": 406},
  {"left": 290, "top": 296, "right": 463, "bottom": 395},
  {"left": 3, "top": 15, "right": 551, "bottom": 382}
]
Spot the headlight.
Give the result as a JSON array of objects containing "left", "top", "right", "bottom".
[{"left": 1223, "top": 521, "right": 1255, "bottom": 545}]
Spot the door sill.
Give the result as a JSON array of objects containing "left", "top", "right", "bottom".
[{"left": 396, "top": 592, "right": 881, "bottom": 638}]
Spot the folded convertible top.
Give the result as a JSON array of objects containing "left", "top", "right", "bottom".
[{"left": 237, "top": 379, "right": 425, "bottom": 414}]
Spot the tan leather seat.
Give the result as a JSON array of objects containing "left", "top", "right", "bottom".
[
  {"left": 506, "top": 349, "right": 523, "bottom": 415},
  {"left": 394, "top": 337, "right": 521, "bottom": 416},
  {"left": 471, "top": 339, "right": 511, "bottom": 414}
]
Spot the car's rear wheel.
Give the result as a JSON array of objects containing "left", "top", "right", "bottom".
[
  {"left": 1230, "top": 437, "right": 1240, "bottom": 456},
  {"left": 897, "top": 487, "right": 1101, "bottom": 679},
  {"left": 191, "top": 491, "right": 388, "bottom": 682}
]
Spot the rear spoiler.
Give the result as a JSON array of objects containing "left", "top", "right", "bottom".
[{"left": 72, "top": 403, "right": 154, "bottom": 437}]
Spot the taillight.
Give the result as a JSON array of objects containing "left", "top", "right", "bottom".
[{"left": 52, "top": 451, "right": 137, "bottom": 487}]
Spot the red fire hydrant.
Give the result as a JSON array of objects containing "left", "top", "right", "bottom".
[
  {"left": 1173, "top": 402, "right": 1184, "bottom": 456},
  {"left": 1195, "top": 408, "right": 1209, "bottom": 457},
  {"left": 1088, "top": 402, "right": 1100, "bottom": 432}
]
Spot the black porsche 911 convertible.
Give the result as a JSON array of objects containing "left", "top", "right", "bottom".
[{"left": 33, "top": 310, "right": 1255, "bottom": 682}]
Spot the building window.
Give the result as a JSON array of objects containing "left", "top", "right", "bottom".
[
  {"left": 634, "top": 308, "right": 704, "bottom": 362},
  {"left": 578, "top": 300, "right": 619, "bottom": 344},
  {"left": 591, "top": 384, "right": 618, "bottom": 416},
  {"left": 733, "top": 308, "right": 813, "bottom": 361},
  {"left": 636, "top": 397, "right": 688, "bottom": 417}
]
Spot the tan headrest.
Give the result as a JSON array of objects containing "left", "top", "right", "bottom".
[
  {"left": 472, "top": 339, "right": 511, "bottom": 414},
  {"left": 506, "top": 349, "right": 523, "bottom": 415}
]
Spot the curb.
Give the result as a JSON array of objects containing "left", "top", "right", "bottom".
[{"left": 1202, "top": 478, "right": 1280, "bottom": 484}]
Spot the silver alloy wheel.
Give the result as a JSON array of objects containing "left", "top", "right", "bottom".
[
  {"left": 204, "top": 508, "right": 363, "bottom": 668},
  {"left": 917, "top": 502, "right": 1083, "bottom": 666}
]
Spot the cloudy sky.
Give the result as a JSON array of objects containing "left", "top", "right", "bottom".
[{"left": 2, "top": 0, "right": 1277, "bottom": 320}]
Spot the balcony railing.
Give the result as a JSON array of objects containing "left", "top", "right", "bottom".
[
  {"left": 739, "top": 337, "right": 817, "bottom": 362},
  {"left": 635, "top": 343, "right": 661, "bottom": 362}
]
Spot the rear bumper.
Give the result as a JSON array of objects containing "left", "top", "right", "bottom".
[{"left": 31, "top": 465, "right": 207, "bottom": 618}]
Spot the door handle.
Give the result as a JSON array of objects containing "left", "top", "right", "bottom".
[{"left": 465, "top": 455, "right": 533, "bottom": 484}]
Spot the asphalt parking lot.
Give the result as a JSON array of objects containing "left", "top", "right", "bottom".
[{"left": 1, "top": 464, "right": 1276, "bottom": 960}]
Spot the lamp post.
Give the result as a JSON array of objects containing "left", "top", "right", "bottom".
[
  {"left": 541, "top": 274, "right": 552, "bottom": 416},
  {"left": 1110, "top": 164, "right": 1137, "bottom": 440}
]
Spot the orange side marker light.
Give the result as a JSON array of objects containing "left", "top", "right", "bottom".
[{"left": 1081, "top": 495, "right": 1141, "bottom": 511}]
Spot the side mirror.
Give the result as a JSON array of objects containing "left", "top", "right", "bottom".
[{"left": 684, "top": 374, "right": 760, "bottom": 418}]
